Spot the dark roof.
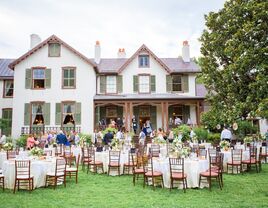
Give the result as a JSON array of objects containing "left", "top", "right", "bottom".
[
  {"left": 90, "top": 58, "right": 128, "bottom": 73},
  {"left": 94, "top": 93, "right": 205, "bottom": 101},
  {"left": 196, "top": 84, "right": 207, "bottom": 97},
  {"left": 0, "top": 59, "right": 15, "bottom": 79},
  {"left": 160, "top": 58, "right": 200, "bottom": 73}
]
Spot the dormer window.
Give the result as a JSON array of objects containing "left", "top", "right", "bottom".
[
  {"left": 48, "top": 43, "right": 61, "bottom": 57},
  {"left": 139, "top": 55, "right": 149, "bottom": 68}
]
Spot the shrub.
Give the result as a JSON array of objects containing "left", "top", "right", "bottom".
[
  {"left": 193, "top": 126, "right": 208, "bottom": 141},
  {"left": 207, "top": 133, "right": 221, "bottom": 145},
  {"left": 172, "top": 125, "right": 191, "bottom": 142},
  {"left": 16, "top": 135, "right": 27, "bottom": 148}
]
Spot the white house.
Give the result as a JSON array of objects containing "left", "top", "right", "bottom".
[{"left": 1, "top": 35, "right": 207, "bottom": 137}]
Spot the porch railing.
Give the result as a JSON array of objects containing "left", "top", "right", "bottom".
[{"left": 21, "top": 126, "right": 81, "bottom": 135}]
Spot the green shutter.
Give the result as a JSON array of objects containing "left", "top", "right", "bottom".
[
  {"left": 166, "top": 75, "right": 172, "bottom": 92},
  {"left": 24, "top": 103, "right": 30, "bottom": 125},
  {"left": 100, "top": 76, "right": 106, "bottom": 93},
  {"left": 150, "top": 75, "right": 156, "bottom": 92},
  {"left": 183, "top": 105, "right": 190, "bottom": 123},
  {"left": 55, "top": 103, "right": 61, "bottom": 125},
  {"left": 43, "top": 103, "right": 50, "bottom": 125},
  {"left": 45, "top": 68, "right": 51, "bottom": 89},
  {"left": 117, "top": 75, "right": 123, "bottom": 93},
  {"left": 75, "top": 102, "right": 81, "bottom": 125},
  {"left": 182, "top": 75, "right": 189, "bottom": 92},
  {"left": 150, "top": 106, "right": 157, "bottom": 130},
  {"left": 25, "top": 69, "right": 32, "bottom": 89},
  {"left": 133, "top": 75, "right": 138, "bottom": 92},
  {"left": 95, "top": 106, "right": 100, "bottom": 126}
]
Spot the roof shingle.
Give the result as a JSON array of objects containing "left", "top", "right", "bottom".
[{"left": 0, "top": 59, "right": 15, "bottom": 79}]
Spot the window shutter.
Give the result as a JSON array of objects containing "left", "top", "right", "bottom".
[
  {"left": 117, "top": 75, "right": 123, "bottom": 93},
  {"left": 150, "top": 75, "right": 156, "bottom": 92},
  {"left": 182, "top": 75, "right": 189, "bottom": 93},
  {"left": 24, "top": 103, "right": 30, "bottom": 125},
  {"left": 95, "top": 106, "right": 100, "bottom": 126},
  {"left": 55, "top": 103, "right": 61, "bottom": 125},
  {"left": 100, "top": 76, "right": 106, "bottom": 94},
  {"left": 75, "top": 102, "right": 81, "bottom": 125},
  {"left": 150, "top": 106, "right": 157, "bottom": 130},
  {"left": 183, "top": 105, "right": 190, "bottom": 123},
  {"left": 43, "top": 103, "right": 50, "bottom": 125},
  {"left": 133, "top": 75, "right": 138, "bottom": 92},
  {"left": 25, "top": 69, "right": 32, "bottom": 89},
  {"left": 166, "top": 75, "right": 172, "bottom": 92},
  {"left": 45, "top": 68, "right": 51, "bottom": 89}
]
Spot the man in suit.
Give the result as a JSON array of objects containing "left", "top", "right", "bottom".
[
  {"left": 103, "top": 130, "right": 113, "bottom": 145},
  {"left": 56, "top": 130, "right": 68, "bottom": 145}
]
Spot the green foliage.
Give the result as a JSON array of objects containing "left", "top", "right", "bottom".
[
  {"left": 193, "top": 126, "right": 208, "bottom": 141},
  {"left": 78, "top": 133, "right": 92, "bottom": 145},
  {"left": 257, "top": 98, "right": 268, "bottom": 119},
  {"left": 233, "top": 120, "right": 258, "bottom": 140},
  {"left": 173, "top": 124, "right": 190, "bottom": 142},
  {"left": 199, "top": 0, "right": 268, "bottom": 124},
  {"left": 102, "top": 127, "right": 118, "bottom": 135},
  {"left": 0, "top": 118, "right": 11, "bottom": 136},
  {"left": 201, "top": 110, "right": 224, "bottom": 132},
  {"left": 207, "top": 133, "right": 221, "bottom": 144},
  {"left": 5, "top": 136, "right": 14, "bottom": 143},
  {"left": 16, "top": 135, "right": 28, "bottom": 148}
]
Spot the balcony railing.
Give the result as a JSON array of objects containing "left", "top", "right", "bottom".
[{"left": 21, "top": 126, "right": 81, "bottom": 135}]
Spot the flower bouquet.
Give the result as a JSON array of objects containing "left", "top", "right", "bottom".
[
  {"left": 220, "top": 140, "right": 230, "bottom": 151},
  {"left": 30, "top": 147, "right": 44, "bottom": 157},
  {"left": 111, "top": 137, "right": 120, "bottom": 150},
  {"left": 244, "top": 136, "right": 253, "bottom": 144},
  {"left": 3, "top": 142, "right": 13, "bottom": 151},
  {"left": 181, "top": 147, "right": 191, "bottom": 158}
]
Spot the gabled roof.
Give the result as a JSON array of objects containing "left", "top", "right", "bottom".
[
  {"left": 9, "top": 35, "right": 97, "bottom": 70},
  {"left": 0, "top": 59, "right": 15, "bottom": 79},
  {"left": 117, "top": 44, "right": 171, "bottom": 74},
  {"left": 90, "top": 58, "right": 128, "bottom": 74}
]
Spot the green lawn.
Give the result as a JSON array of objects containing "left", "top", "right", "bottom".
[{"left": 1, "top": 165, "right": 268, "bottom": 208}]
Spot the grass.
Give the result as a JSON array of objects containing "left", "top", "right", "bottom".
[{"left": 0, "top": 165, "right": 268, "bottom": 208}]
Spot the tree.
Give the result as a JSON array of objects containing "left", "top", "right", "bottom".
[{"left": 199, "top": 0, "right": 268, "bottom": 127}]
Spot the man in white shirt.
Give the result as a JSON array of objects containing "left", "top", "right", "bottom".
[
  {"left": 174, "top": 117, "right": 182, "bottom": 126},
  {"left": 139, "top": 130, "right": 146, "bottom": 146},
  {"left": 220, "top": 126, "right": 232, "bottom": 142}
]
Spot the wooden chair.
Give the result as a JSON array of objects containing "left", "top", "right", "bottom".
[
  {"left": 108, "top": 151, "right": 121, "bottom": 176},
  {"left": 132, "top": 153, "right": 145, "bottom": 186},
  {"left": 199, "top": 154, "right": 222, "bottom": 191},
  {"left": 0, "top": 173, "right": 4, "bottom": 191},
  {"left": 242, "top": 146, "right": 259, "bottom": 173},
  {"left": 88, "top": 149, "right": 104, "bottom": 174},
  {"left": 13, "top": 160, "right": 34, "bottom": 193},
  {"left": 7, "top": 150, "right": 16, "bottom": 160},
  {"left": 169, "top": 158, "right": 187, "bottom": 193},
  {"left": 123, "top": 151, "right": 137, "bottom": 175},
  {"left": 55, "top": 144, "right": 63, "bottom": 157},
  {"left": 82, "top": 147, "right": 92, "bottom": 171},
  {"left": 144, "top": 155, "right": 164, "bottom": 190},
  {"left": 149, "top": 144, "right": 160, "bottom": 157},
  {"left": 66, "top": 154, "right": 80, "bottom": 184},
  {"left": 63, "top": 147, "right": 75, "bottom": 168},
  {"left": 197, "top": 149, "right": 207, "bottom": 159},
  {"left": 259, "top": 146, "right": 268, "bottom": 169},
  {"left": 227, "top": 149, "right": 242, "bottom": 174},
  {"left": 45, "top": 158, "right": 66, "bottom": 189}
]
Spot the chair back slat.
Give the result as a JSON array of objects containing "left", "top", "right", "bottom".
[
  {"left": 231, "top": 149, "right": 242, "bottom": 163},
  {"left": 55, "top": 158, "right": 66, "bottom": 175},
  {"left": 109, "top": 151, "right": 120, "bottom": 165},
  {"left": 7, "top": 150, "right": 16, "bottom": 160},
  {"left": 169, "top": 158, "right": 184, "bottom": 175},
  {"left": 15, "top": 160, "right": 31, "bottom": 178}
]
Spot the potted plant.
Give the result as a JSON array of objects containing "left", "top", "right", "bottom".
[{"left": 16, "top": 135, "right": 27, "bottom": 150}]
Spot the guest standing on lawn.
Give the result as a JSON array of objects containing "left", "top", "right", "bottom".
[
  {"left": 56, "top": 130, "right": 68, "bottom": 145},
  {"left": 220, "top": 126, "right": 232, "bottom": 142}
]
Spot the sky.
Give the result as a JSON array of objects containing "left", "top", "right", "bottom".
[{"left": 0, "top": 0, "right": 226, "bottom": 59}]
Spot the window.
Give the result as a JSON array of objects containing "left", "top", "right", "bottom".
[
  {"left": 63, "top": 103, "right": 75, "bottom": 125},
  {"left": 172, "top": 75, "right": 182, "bottom": 91},
  {"left": 106, "top": 76, "right": 117, "bottom": 94},
  {"left": 48, "top": 43, "right": 61, "bottom": 57},
  {"left": 1, "top": 109, "right": 12, "bottom": 136},
  {"left": 139, "top": 55, "right": 149, "bottom": 67},
  {"left": 33, "top": 69, "right": 45, "bottom": 89},
  {"left": 32, "top": 103, "right": 44, "bottom": 125},
  {"left": 3, "top": 80, "right": 14, "bottom": 97},
  {"left": 63, "top": 68, "right": 76, "bottom": 88},
  {"left": 139, "top": 75, "right": 150, "bottom": 93}
]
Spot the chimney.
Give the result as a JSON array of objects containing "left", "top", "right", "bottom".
[
  {"left": 30, "top": 34, "right": 41, "bottom": 49},
  {"left": 117, "top": 48, "right": 126, "bottom": 58},
  {"left": 182, "top": 40, "right": 190, "bottom": 62},
  {"left": 94, "top": 40, "right": 101, "bottom": 64}
]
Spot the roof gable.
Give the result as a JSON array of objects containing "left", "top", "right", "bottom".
[
  {"left": 9, "top": 35, "right": 97, "bottom": 70},
  {"left": 118, "top": 44, "right": 171, "bottom": 74}
]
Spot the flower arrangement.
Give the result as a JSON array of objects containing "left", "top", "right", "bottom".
[
  {"left": 192, "top": 136, "right": 198, "bottom": 144},
  {"left": 111, "top": 137, "right": 120, "bottom": 150},
  {"left": 220, "top": 140, "right": 230, "bottom": 150},
  {"left": 244, "top": 136, "right": 253, "bottom": 144},
  {"left": 3, "top": 142, "right": 13, "bottom": 151},
  {"left": 181, "top": 147, "right": 191, "bottom": 158},
  {"left": 153, "top": 136, "right": 166, "bottom": 144},
  {"left": 79, "top": 133, "right": 92, "bottom": 147},
  {"left": 30, "top": 147, "right": 44, "bottom": 157},
  {"left": 172, "top": 138, "right": 183, "bottom": 151}
]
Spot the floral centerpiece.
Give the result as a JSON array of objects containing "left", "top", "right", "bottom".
[
  {"left": 244, "top": 136, "right": 253, "bottom": 144},
  {"left": 3, "top": 142, "right": 13, "bottom": 151},
  {"left": 79, "top": 133, "right": 92, "bottom": 147},
  {"left": 153, "top": 136, "right": 166, "bottom": 144},
  {"left": 220, "top": 140, "right": 230, "bottom": 151},
  {"left": 170, "top": 138, "right": 191, "bottom": 158},
  {"left": 30, "top": 147, "right": 44, "bottom": 157},
  {"left": 181, "top": 147, "right": 191, "bottom": 158},
  {"left": 111, "top": 137, "right": 120, "bottom": 150}
]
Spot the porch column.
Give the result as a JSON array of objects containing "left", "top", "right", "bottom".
[
  {"left": 129, "top": 102, "right": 133, "bottom": 132},
  {"left": 165, "top": 102, "right": 169, "bottom": 132},
  {"left": 124, "top": 102, "right": 128, "bottom": 131},
  {"left": 161, "top": 102, "right": 164, "bottom": 130},
  {"left": 196, "top": 101, "right": 200, "bottom": 126}
]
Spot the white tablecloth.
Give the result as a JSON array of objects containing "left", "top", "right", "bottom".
[
  {"left": 2, "top": 158, "right": 56, "bottom": 189},
  {"left": 152, "top": 157, "right": 209, "bottom": 188}
]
